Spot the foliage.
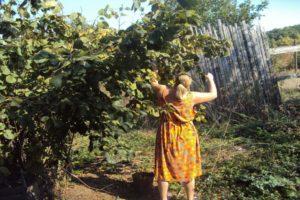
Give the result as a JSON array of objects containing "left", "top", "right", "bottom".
[
  {"left": 141, "top": 0, "right": 269, "bottom": 26},
  {"left": 196, "top": 109, "right": 300, "bottom": 199},
  {"left": 267, "top": 24, "right": 300, "bottom": 47},
  {"left": 179, "top": 0, "right": 268, "bottom": 25},
  {"left": 0, "top": 0, "right": 229, "bottom": 193}
]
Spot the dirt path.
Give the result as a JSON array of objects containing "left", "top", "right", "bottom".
[{"left": 56, "top": 170, "right": 162, "bottom": 200}]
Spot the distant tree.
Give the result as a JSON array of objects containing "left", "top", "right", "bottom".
[
  {"left": 267, "top": 24, "right": 300, "bottom": 47},
  {"left": 267, "top": 24, "right": 300, "bottom": 41},
  {"left": 163, "top": 0, "right": 269, "bottom": 25}
]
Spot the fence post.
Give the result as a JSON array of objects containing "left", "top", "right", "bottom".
[{"left": 295, "top": 39, "right": 298, "bottom": 72}]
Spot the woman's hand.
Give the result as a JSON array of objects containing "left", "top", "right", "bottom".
[
  {"left": 151, "top": 63, "right": 158, "bottom": 74},
  {"left": 149, "top": 62, "right": 166, "bottom": 94},
  {"left": 205, "top": 72, "right": 214, "bottom": 80}
]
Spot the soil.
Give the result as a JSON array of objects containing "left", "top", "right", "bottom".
[{"left": 55, "top": 166, "right": 162, "bottom": 200}]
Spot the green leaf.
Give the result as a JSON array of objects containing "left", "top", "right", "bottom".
[
  {"left": 17, "top": 47, "right": 22, "bottom": 56},
  {"left": 98, "top": 5, "right": 110, "bottom": 17},
  {"left": 24, "top": 90, "right": 32, "bottom": 97},
  {"left": 0, "top": 123, "right": 5, "bottom": 131},
  {"left": 10, "top": 97, "right": 23, "bottom": 107},
  {"left": 42, "top": 0, "right": 58, "bottom": 9},
  {"left": 5, "top": 75, "right": 16, "bottom": 84},
  {"left": 117, "top": 149, "right": 128, "bottom": 158},
  {"left": 112, "top": 99, "right": 124, "bottom": 110},
  {"left": 18, "top": 7, "right": 30, "bottom": 18},
  {"left": 50, "top": 75, "right": 63, "bottom": 88},
  {"left": 41, "top": 116, "right": 50, "bottom": 122},
  {"left": 3, "top": 129, "right": 15, "bottom": 140},
  {"left": 130, "top": 83, "right": 137, "bottom": 90},
  {"left": 33, "top": 50, "right": 55, "bottom": 64},
  {"left": 131, "top": 0, "right": 141, "bottom": 12},
  {"left": 1, "top": 66, "right": 11, "bottom": 75},
  {"left": 136, "top": 90, "right": 144, "bottom": 98},
  {"left": 0, "top": 95, "right": 5, "bottom": 103},
  {"left": 0, "top": 111, "right": 8, "bottom": 120},
  {"left": 0, "top": 85, "right": 6, "bottom": 90},
  {"left": 104, "top": 152, "right": 117, "bottom": 164}
]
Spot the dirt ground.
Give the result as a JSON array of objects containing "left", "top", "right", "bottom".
[
  {"left": 54, "top": 159, "right": 165, "bottom": 200},
  {"left": 56, "top": 172, "right": 162, "bottom": 200}
]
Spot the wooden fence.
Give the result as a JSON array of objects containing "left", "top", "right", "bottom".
[
  {"left": 189, "top": 20, "right": 281, "bottom": 116},
  {"left": 270, "top": 45, "right": 300, "bottom": 55}
]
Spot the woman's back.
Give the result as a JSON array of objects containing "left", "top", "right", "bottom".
[
  {"left": 157, "top": 87, "right": 196, "bottom": 124},
  {"left": 150, "top": 70, "right": 217, "bottom": 198},
  {"left": 153, "top": 86, "right": 202, "bottom": 183}
]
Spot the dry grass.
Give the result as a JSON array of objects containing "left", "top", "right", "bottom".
[{"left": 277, "top": 77, "right": 300, "bottom": 103}]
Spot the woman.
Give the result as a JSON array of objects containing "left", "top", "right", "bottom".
[{"left": 150, "top": 70, "right": 217, "bottom": 200}]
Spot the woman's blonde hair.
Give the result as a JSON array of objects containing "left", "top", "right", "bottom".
[{"left": 175, "top": 74, "right": 192, "bottom": 100}]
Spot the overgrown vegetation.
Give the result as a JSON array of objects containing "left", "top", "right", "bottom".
[
  {"left": 196, "top": 111, "right": 299, "bottom": 199},
  {"left": 65, "top": 105, "right": 299, "bottom": 200},
  {"left": 64, "top": 74, "right": 299, "bottom": 199},
  {"left": 0, "top": 0, "right": 229, "bottom": 197},
  {"left": 171, "top": 0, "right": 268, "bottom": 26},
  {"left": 1, "top": 0, "right": 298, "bottom": 199}
]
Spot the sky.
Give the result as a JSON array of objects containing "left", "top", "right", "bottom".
[
  {"left": 59, "top": 0, "right": 300, "bottom": 31},
  {"left": 253, "top": 0, "right": 300, "bottom": 31},
  {"left": 60, "top": 0, "right": 151, "bottom": 30}
]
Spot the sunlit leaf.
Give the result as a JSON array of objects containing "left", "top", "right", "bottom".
[
  {"left": 1, "top": 66, "right": 10, "bottom": 75},
  {"left": 3, "top": 129, "right": 15, "bottom": 140},
  {"left": 0, "top": 123, "right": 5, "bottom": 131},
  {"left": 5, "top": 75, "right": 16, "bottom": 83}
]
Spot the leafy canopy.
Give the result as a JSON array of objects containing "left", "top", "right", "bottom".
[
  {"left": 133, "top": 0, "right": 268, "bottom": 26},
  {"left": 0, "top": 0, "right": 228, "bottom": 180}
]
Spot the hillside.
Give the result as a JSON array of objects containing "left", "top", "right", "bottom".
[{"left": 267, "top": 24, "right": 300, "bottom": 47}]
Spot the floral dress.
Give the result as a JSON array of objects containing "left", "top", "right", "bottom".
[{"left": 153, "top": 88, "right": 202, "bottom": 182}]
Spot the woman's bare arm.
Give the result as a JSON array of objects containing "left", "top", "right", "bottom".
[
  {"left": 192, "top": 73, "right": 217, "bottom": 104},
  {"left": 150, "top": 70, "right": 167, "bottom": 94}
]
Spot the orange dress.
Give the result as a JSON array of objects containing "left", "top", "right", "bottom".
[{"left": 153, "top": 88, "right": 202, "bottom": 183}]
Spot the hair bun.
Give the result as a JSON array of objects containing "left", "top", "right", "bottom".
[{"left": 175, "top": 84, "right": 187, "bottom": 100}]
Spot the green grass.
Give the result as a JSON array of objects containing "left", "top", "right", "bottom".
[{"left": 119, "top": 130, "right": 156, "bottom": 172}]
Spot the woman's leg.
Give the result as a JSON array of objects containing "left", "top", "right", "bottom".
[
  {"left": 157, "top": 179, "right": 169, "bottom": 200},
  {"left": 182, "top": 178, "right": 195, "bottom": 200}
]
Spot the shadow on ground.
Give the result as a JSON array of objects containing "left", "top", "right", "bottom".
[{"left": 68, "top": 170, "right": 161, "bottom": 200}]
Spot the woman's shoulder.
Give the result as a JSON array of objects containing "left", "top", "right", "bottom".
[
  {"left": 155, "top": 85, "right": 171, "bottom": 101},
  {"left": 159, "top": 85, "right": 170, "bottom": 95}
]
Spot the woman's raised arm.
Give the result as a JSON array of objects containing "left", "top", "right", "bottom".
[
  {"left": 150, "top": 69, "right": 167, "bottom": 94},
  {"left": 192, "top": 73, "right": 217, "bottom": 104}
]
